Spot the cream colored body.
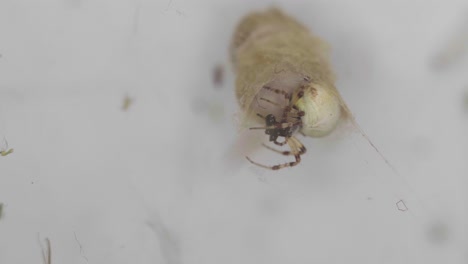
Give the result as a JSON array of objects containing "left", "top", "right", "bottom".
[{"left": 231, "top": 8, "right": 349, "bottom": 137}]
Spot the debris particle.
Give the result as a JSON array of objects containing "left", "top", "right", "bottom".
[
  {"left": 396, "top": 199, "right": 408, "bottom": 212},
  {"left": 432, "top": 16, "right": 468, "bottom": 70},
  {"left": 0, "top": 137, "right": 14, "bottom": 156},
  {"left": 213, "top": 64, "right": 224, "bottom": 87},
  {"left": 0, "top": 149, "right": 14, "bottom": 156},
  {"left": 121, "top": 94, "right": 134, "bottom": 111},
  {"left": 427, "top": 220, "right": 450, "bottom": 244},
  {"left": 0, "top": 203, "right": 3, "bottom": 219},
  {"left": 175, "top": 9, "right": 185, "bottom": 16}
]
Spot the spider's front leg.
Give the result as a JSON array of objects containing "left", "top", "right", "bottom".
[
  {"left": 262, "top": 137, "right": 306, "bottom": 156},
  {"left": 261, "top": 85, "right": 292, "bottom": 102},
  {"left": 246, "top": 136, "right": 305, "bottom": 170},
  {"left": 246, "top": 147, "right": 301, "bottom": 170}
]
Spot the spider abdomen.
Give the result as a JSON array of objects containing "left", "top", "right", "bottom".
[{"left": 295, "top": 84, "right": 342, "bottom": 137}]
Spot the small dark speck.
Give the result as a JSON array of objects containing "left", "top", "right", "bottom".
[{"left": 213, "top": 64, "right": 224, "bottom": 87}]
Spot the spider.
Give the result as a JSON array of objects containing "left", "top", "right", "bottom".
[{"left": 246, "top": 85, "right": 307, "bottom": 170}]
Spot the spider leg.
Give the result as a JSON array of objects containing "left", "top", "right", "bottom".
[
  {"left": 257, "top": 98, "right": 303, "bottom": 122},
  {"left": 259, "top": 97, "right": 282, "bottom": 107},
  {"left": 259, "top": 98, "right": 302, "bottom": 115},
  {"left": 292, "top": 105, "right": 306, "bottom": 117},
  {"left": 291, "top": 85, "right": 306, "bottom": 104},
  {"left": 246, "top": 156, "right": 278, "bottom": 170},
  {"left": 273, "top": 137, "right": 288, "bottom": 146},
  {"left": 262, "top": 140, "right": 306, "bottom": 155},
  {"left": 255, "top": 94, "right": 268, "bottom": 109},
  {"left": 246, "top": 152, "right": 301, "bottom": 170},
  {"left": 262, "top": 86, "right": 291, "bottom": 101},
  {"left": 249, "top": 121, "right": 301, "bottom": 130},
  {"left": 289, "top": 136, "right": 307, "bottom": 155},
  {"left": 255, "top": 113, "right": 298, "bottom": 128},
  {"left": 249, "top": 126, "right": 277, "bottom": 130},
  {"left": 246, "top": 136, "right": 304, "bottom": 170},
  {"left": 295, "top": 84, "right": 306, "bottom": 100}
]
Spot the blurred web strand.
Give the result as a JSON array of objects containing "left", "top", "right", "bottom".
[
  {"left": 351, "top": 119, "right": 431, "bottom": 221},
  {"left": 354, "top": 123, "right": 400, "bottom": 176},
  {"left": 74, "top": 232, "right": 89, "bottom": 263},
  {"left": 40, "top": 238, "right": 52, "bottom": 264},
  {"left": 132, "top": 0, "right": 141, "bottom": 35}
]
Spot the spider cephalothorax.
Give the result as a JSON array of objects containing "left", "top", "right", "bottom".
[
  {"left": 263, "top": 114, "right": 296, "bottom": 143},
  {"left": 246, "top": 85, "right": 308, "bottom": 170}
]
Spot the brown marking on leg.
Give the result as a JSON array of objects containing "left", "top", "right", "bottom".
[
  {"left": 259, "top": 97, "right": 283, "bottom": 107},
  {"left": 262, "top": 143, "right": 292, "bottom": 155},
  {"left": 255, "top": 95, "right": 267, "bottom": 109},
  {"left": 295, "top": 84, "right": 307, "bottom": 100},
  {"left": 289, "top": 136, "right": 307, "bottom": 155},
  {"left": 246, "top": 136, "right": 304, "bottom": 170},
  {"left": 246, "top": 153, "right": 301, "bottom": 170},
  {"left": 266, "top": 153, "right": 302, "bottom": 170},
  {"left": 249, "top": 120, "right": 302, "bottom": 130},
  {"left": 262, "top": 86, "right": 291, "bottom": 101}
]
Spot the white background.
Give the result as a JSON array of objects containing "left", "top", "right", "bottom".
[{"left": 1, "top": 0, "right": 467, "bottom": 263}]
